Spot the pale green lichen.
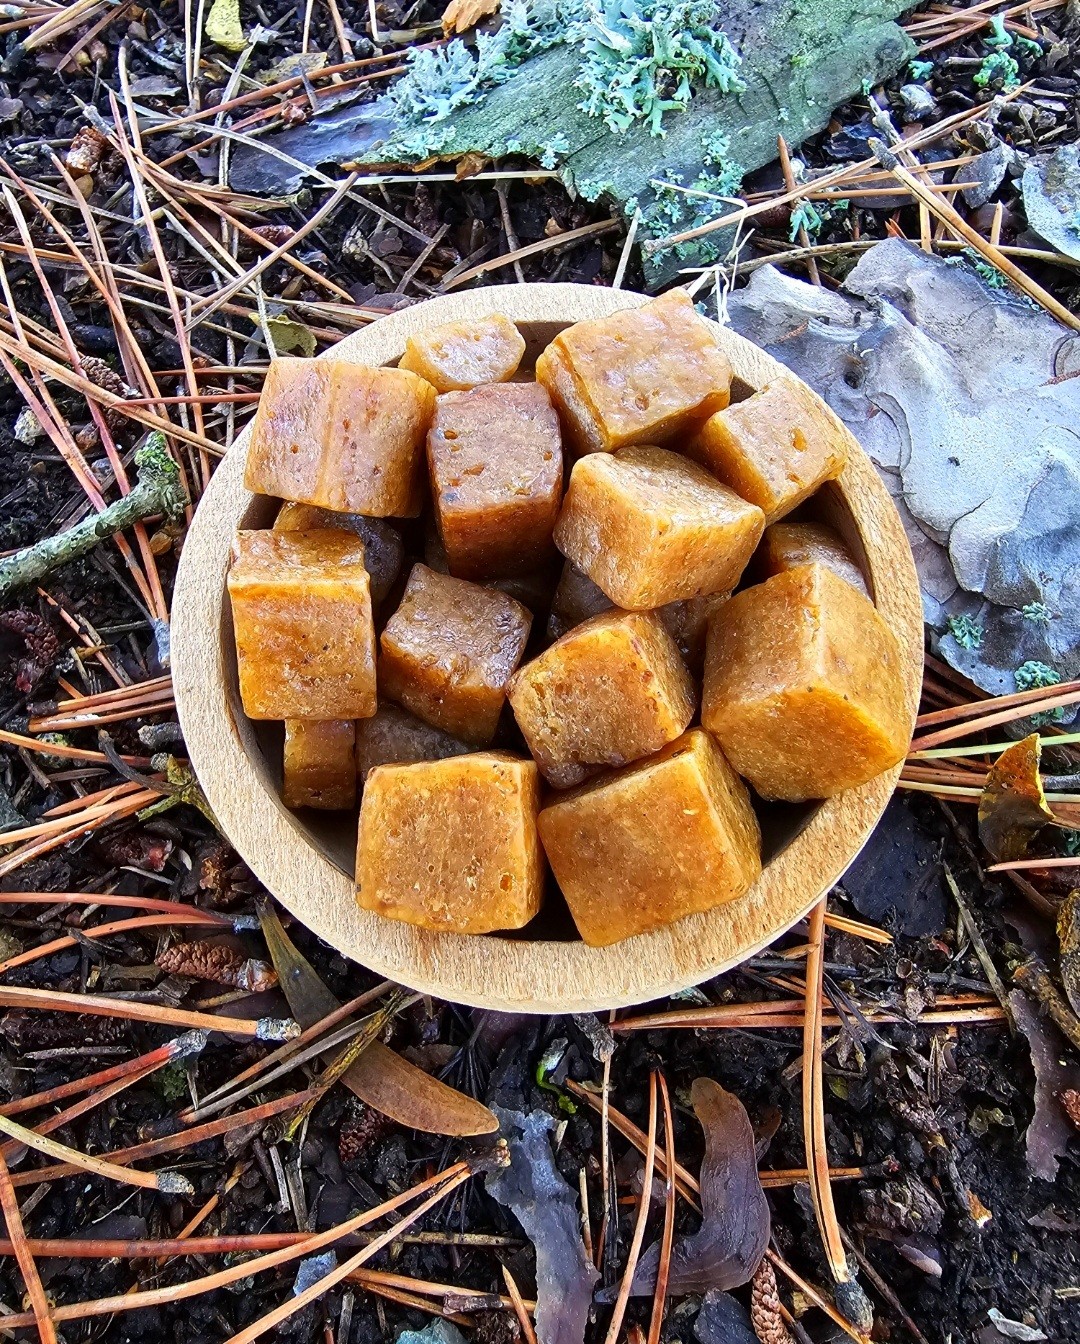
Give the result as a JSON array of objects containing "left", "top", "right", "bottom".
[
  {"left": 788, "top": 197, "right": 849, "bottom": 242},
  {"left": 947, "top": 614, "right": 983, "bottom": 650},
  {"left": 973, "top": 50, "right": 1020, "bottom": 91},
  {"left": 386, "top": 0, "right": 745, "bottom": 160},
  {"left": 1021, "top": 601, "right": 1053, "bottom": 624},
  {"left": 1015, "top": 660, "right": 1065, "bottom": 726},
  {"left": 634, "top": 127, "right": 744, "bottom": 256},
  {"left": 908, "top": 59, "right": 933, "bottom": 81}
]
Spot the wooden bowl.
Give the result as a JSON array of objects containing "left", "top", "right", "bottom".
[{"left": 173, "top": 283, "right": 923, "bottom": 1014}]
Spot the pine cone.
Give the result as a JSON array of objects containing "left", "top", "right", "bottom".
[
  {"left": 79, "top": 355, "right": 135, "bottom": 432},
  {"left": 156, "top": 940, "right": 277, "bottom": 991},
  {"left": 1063, "top": 1088, "right": 1080, "bottom": 1129},
  {"left": 751, "top": 1259, "right": 795, "bottom": 1344},
  {"left": 65, "top": 125, "right": 107, "bottom": 175},
  {"left": 338, "top": 1099, "right": 392, "bottom": 1163}
]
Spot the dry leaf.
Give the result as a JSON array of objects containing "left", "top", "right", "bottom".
[
  {"left": 205, "top": 0, "right": 247, "bottom": 51},
  {"left": 441, "top": 0, "right": 500, "bottom": 37},
  {"left": 257, "top": 903, "right": 497, "bottom": 1136},
  {"left": 631, "top": 1078, "right": 770, "bottom": 1296},
  {"left": 485, "top": 1107, "right": 598, "bottom": 1344},
  {"left": 978, "top": 734, "right": 1058, "bottom": 862}
]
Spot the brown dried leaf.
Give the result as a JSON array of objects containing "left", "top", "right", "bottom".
[
  {"left": 258, "top": 904, "right": 497, "bottom": 1136},
  {"left": 1062, "top": 1089, "right": 1080, "bottom": 1129},
  {"left": 156, "top": 940, "right": 277, "bottom": 992},
  {"left": 632, "top": 1079, "right": 770, "bottom": 1296},
  {"left": 1008, "top": 988, "right": 1080, "bottom": 1181},
  {"left": 978, "top": 734, "right": 1058, "bottom": 862},
  {"left": 441, "top": 0, "right": 500, "bottom": 35}
]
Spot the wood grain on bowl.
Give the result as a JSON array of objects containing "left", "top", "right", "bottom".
[{"left": 172, "top": 283, "right": 923, "bottom": 1014}]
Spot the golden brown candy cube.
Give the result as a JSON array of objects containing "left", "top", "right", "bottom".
[
  {"left": 356, "top": 753, "right": 544, "bottom": 933},
  {"left": 687, "top": 375, "right": 847, "bottom": 522},
  {"left": 757, "top": 521, "right": 868, "bottom": 597},
  {"left": 274, "top": 501, "right": 404, "bottom": 605},
  {"left": 354, "top": 703, "right": 470, "bottom": 781},
  {"left": 509, "top": 609, "right": 695, "bottom": 788},
  {"left": 283, "top": 720, "right": 356, "bottom": 810},
  {"left": 536, "top": 289, "right": 731, "bottom": 456},
  {"left": 244, "top": 358, "right": 436, "bottom": 517},
  {"left": 379, "top": 564, "right": 532, "bottom": 745},
  {"left": 399, "top": 312, "right": 526, "bottom": 392},
  {"left": 702, "top": 563, "right": 909, "bottom": 801},
  {"left": 227, "top": 530, "right": 377, "bottom": 721},
  {"left": 428, "top": 383, "right": 563, "bottom": 579},
  {"left": 553, "top": 446, "right": 764, "bottom": 609},
  {"left": 537, "top": 730, "right": 761, "bottom": 946},
  {"left": 547, "top": 561, "right": 614, "bottom": 640}
]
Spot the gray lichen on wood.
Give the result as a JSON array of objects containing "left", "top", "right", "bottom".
[
  {"left": 0, "top": 435, "right": 186, "bottom": 602},
  {"left": 229, "top": 0, "right": 915, "bottom": 284}
]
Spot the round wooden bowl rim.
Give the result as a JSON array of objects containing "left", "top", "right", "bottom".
[{"left": 172, "top": 282, "right": 923, "bottom": 1014}]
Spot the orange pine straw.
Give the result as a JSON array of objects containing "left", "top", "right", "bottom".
[
  {"left": 0, "top": 891, "right": 217, "bottom": 915},
  {"left": 647, "top": 1073, "right": 676, "bottom": 1344},
  {"left": 768, "top": 1249, "right": 870, "bottom": 1344},
  {"left": 604, "top": 1070, "right": 658, "bottom": 1344},
  {"left": 0, "top": 910, "right": 227, "bottom": 976},
  {"left": 0, "top": 1110, "right": 192, "bottom": 1194},
  {"left": 221, "top": 1167, "right": 474, "bottom": 1344},
  {"left": 29, "top": 688, "right": 176, "bottom": 732},
  {"left": 0, "top": 1031, "right": 203, "bottom": 1118},
  {"left": 502, "top": 1265, "right": 539, "bottom": 1344},
  {"left": 0, "top": 1163, "right": 471, "bottom": 1330},
  {"left": 0, "top": 984, "right": 294, "bottom": 1041},
  {"left": 0, "top": 1149, "right": 56, "bottom": 1343},
  {"left": 803, "top": 901, "right": 848, "bottom": 1284},
  {"left": 909, "top": 687, "right": 1080, "bottom": 752},
  {"left": 7, "top": 1088, "right": 314, "bottom": 1188},
  {"left": 0, "top": 790, "right": 163, "bottom": 881},
  {"left": 0, "top": 727, "right": 152, "bottom": 765}
]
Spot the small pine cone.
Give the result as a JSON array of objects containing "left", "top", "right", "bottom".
[
  {"left": 156, "top": 939, "right": 277, "bottom": 992},
  {"left": 751, "top": 1259, "right": 795, "bottom": 1344},
  {"left": 338, "top": 1099, "right": 392, "bottom": 1163},
  {"left": 79, "top": 355, "right": 135, "bottom": 432},
  {"left": 1063, "top": 1089, "right": 1080, "bottom": 1129},
  {"left": 65, "top": 125, "right": 107, "bottom": 175}
]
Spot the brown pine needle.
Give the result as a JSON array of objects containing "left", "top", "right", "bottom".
[
  {"left": 604, "top": 1070, "right": 658, "bottom": 1344},
  {"left": 647, "top": 1073, "right": 676, "bottom": 1344},
  {"left": 0, "top": 983, "right": 297, "bottom": 1041},
  {"left": 221, "top": 1166, "right": 474, "bottom": 1344},
  {"left": 0, "top": 1030, "right": 205, "bottom": 1118},
  {"left": 502, "top": 1265, "right": 539, "bottom": 1344},
  {"left": 803, "top": 901, "right": 848, "bottom": 1284},
  {"left": 768, "top": 1249, "right": 869, "bottom": 1344},
  {"left": 0, "top": 1163, "right": 472, "bottom": 1329},
  {"left": 0, "top": 1149, "right": 56, "bottom": 1344},
  {"left": 0, "top": 912, "right": 225, "bottom": 976},
  {"left": 0, "top": 1109, "right": 193, "bottom": 1193}
]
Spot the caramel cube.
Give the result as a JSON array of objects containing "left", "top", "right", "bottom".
[
  {"left": 227, "top": 530, "right": 376, "bottom": 721},
  {"left": 399, "top": 312, "right": 526, "bottom": 392},
  {"left": 274, "top": 501, "right": 404, "bottom": 605},
  {"left": 702, "top": 563, "right": 909, "bottom": 801},
  {"left": 758, "top": 521, "right": 868, "bottom": 597},
  {"left": 553, "top": 447, "right": 764, "bottom": 609},
  {"left": 244, "top": 358, "right": 436, "bottom": 517},
  {"left": 509, "top": 610, "right": 695, "bottom": 788},
  {"left": 547, "top": 561, "right": 614, "bottom": 640},
  {"left": 283, "top": 720, "right": 356, "bottom": 810},
  {"left": 538, "top": 730, "right": 761, "bottom": 946},
  {"left": 357, "top": 753, "right": 544, "bottom": 933},
  {"left": 687, "top": 376, "right": 846, "bottom": 522},
  {"left": 379, "top": 564, "right": 531, "bottom": 744},
  {"left": 355, "top": 703, "right": 470, "bottom": 781},
  {"left": 536, "top": 289, "right": 731, "bottom": 455},
  {"left": 428, "top": 383, "right": 563, "bottom": 579}
]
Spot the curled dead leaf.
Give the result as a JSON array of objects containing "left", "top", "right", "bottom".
[
  {"left": 441, "top": 0, "right": 500, "bottom": 36},
  {"left": 978, "top": 734, "right": 1060, "bottom": 862},
  {"left": 631, "top": 1078, "right": 770, "bottom": 1296}
]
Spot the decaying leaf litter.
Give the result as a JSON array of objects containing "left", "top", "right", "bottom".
[{"left": 0, "top": 0, "right": 1079, "bottom": 1341}]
